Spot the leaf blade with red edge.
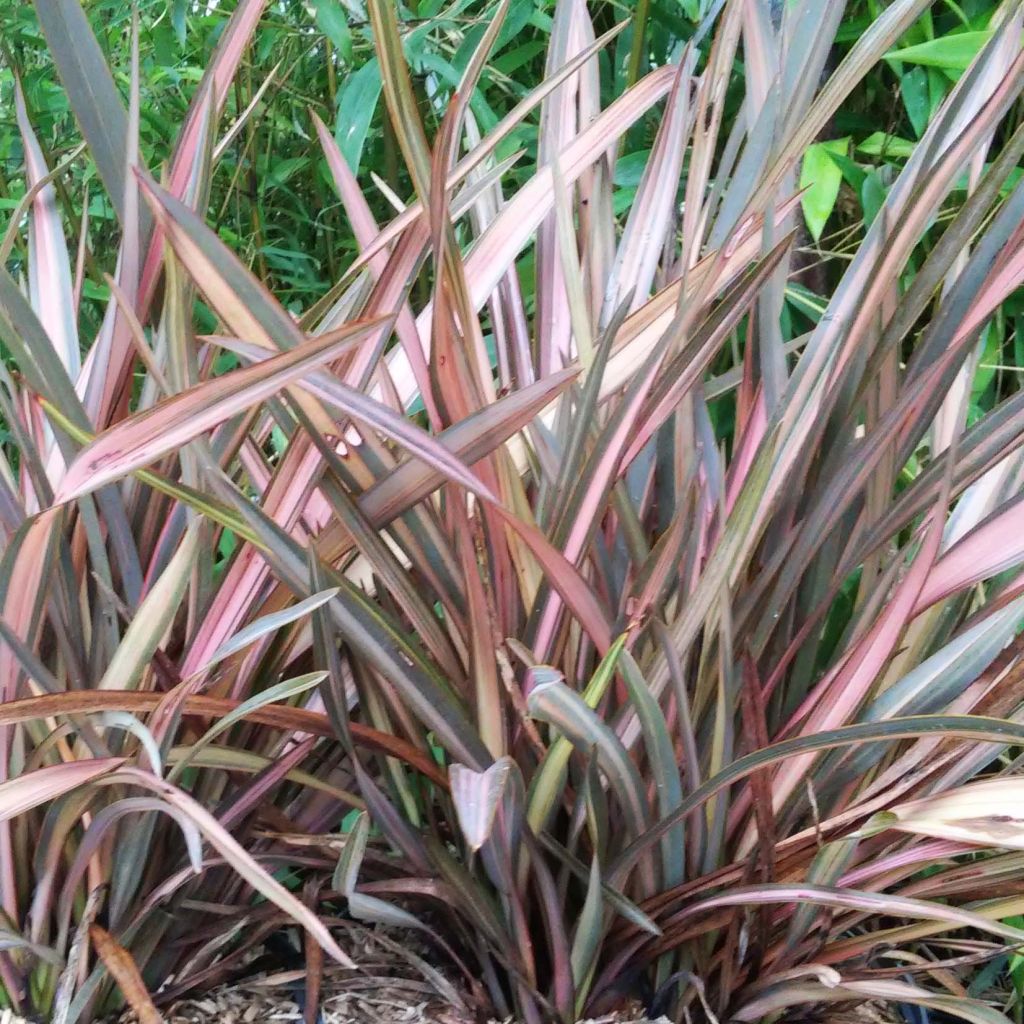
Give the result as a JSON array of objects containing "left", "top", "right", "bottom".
[{"left": 55, "top": 318, "right": 387, "bottom": 504}]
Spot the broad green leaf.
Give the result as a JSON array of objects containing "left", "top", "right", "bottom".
[
  {"left": 860, "top": 169, "right": 887, "bottom": 227},
  {"left": 492, "top": 41, "right": 546, "bottom": 75},
  {"left": 886, "top": 29, "right": 997, "bottom": 71},
  {"left": 311, "top": 0, "right": 352, "bottom": 61},
  {"left": 927, "top": 64, "right": 949, "bottom": 116},
  {"left": 902, "top": 66, "right": 931, "bottom": 136},
  {"left": 856, "top": 131, "right": 916, "bottom": 158},
  {"left": 748, "top": 0, "right": 935, "bottom": 216},
  {"left": 800, "top": 138, "right": 849, "bottom": 242},
  {"left": 171, "top": 0, "right": 188, "bottom": 45}
]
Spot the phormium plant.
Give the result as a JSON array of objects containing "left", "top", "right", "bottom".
[{"left": 2, "top": 0, "right": 1024, "bottom": 1022}]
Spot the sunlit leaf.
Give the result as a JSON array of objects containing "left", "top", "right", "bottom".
[
  {"left": 800, "top": 138, "right": 849, "bottom": 242},
  {"left": 886, "top": 30, "right": 997, "bottom": 71}
]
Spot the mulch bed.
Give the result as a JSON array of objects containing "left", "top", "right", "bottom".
[
  {"left": 136, "top": 924, "right": 475, "bottom": 1024},
  {"left": 111, "top": 925, "right": 665, "bottom": 1024},
  {"left": 159, "top": 973, "right": 474, "bottom": 1024}
]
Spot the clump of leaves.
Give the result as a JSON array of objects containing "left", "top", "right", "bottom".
[{"left": 3, "top": 1, "right": 1024, "bottom": 1023}]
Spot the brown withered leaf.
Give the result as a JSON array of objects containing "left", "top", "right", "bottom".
[{"left": 91, "top": 925, "right": 163, "bottom": 1024}]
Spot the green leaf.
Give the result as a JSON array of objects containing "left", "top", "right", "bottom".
[
  {"left": 311, "top": 0, "right": 353, "bottom": 62},
  {"left": 619, "top": 652, "right": 685, "bottom": 888},
  {"left": 495, "top": 0, "right": 537, "bottom": 50},
  {"left": 927, "top": 65, "right": 949, "bottom": 116},
  {"left": 856, "top": 131, "right": 916, "bottom": 158},
  {"left": 901, "top": 66, "right": 930, "bottom": 136},
  {"left": 885, "top": 29, "right": 996, "bottom": 70},
  {"left": 266, "top": 156, "right": 308, "bottom": 188},
  {"left": 171, "top": 0, "right": 188, "bottom": 46},
  {"left": 972, "top": 320, "right": 999, "bottom": 399},
  {"left": 861, "top": 169, "right": 887, "bottom": 228},
  {"left": 570, "top": 856, "right": 604, "bottom": 998},
  {"left": 824, "top": 151, "right": 866, "bottom": 195},
  {"left": 492, "top": 41, "right": 547, "bottom": 76},
  {"left": 334, "top": 58, "right": 382, "bottom": 175},
  {"left": 526, "top": 637, "right": 627, "bottom": 835},
  {"left": 614, "top": 150, "right": 652, "bottom": 188},
  {"left": 527, "top": 677, "right": 650, "bottom": 850},
  {"left": 799, "top": 138, "right": 849, "bottom": 242}
]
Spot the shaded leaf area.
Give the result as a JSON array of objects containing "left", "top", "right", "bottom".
[{"left": 0, "top": 1, "right": 1024, "bottom": 1024}]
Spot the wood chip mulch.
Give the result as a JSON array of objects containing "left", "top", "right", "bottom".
[
  {"left": 108, "top": 925, "right": 668, "bottom": 1024},
  {"left": 139, "top": 924, "right": 472, "bottom": 1024}
]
